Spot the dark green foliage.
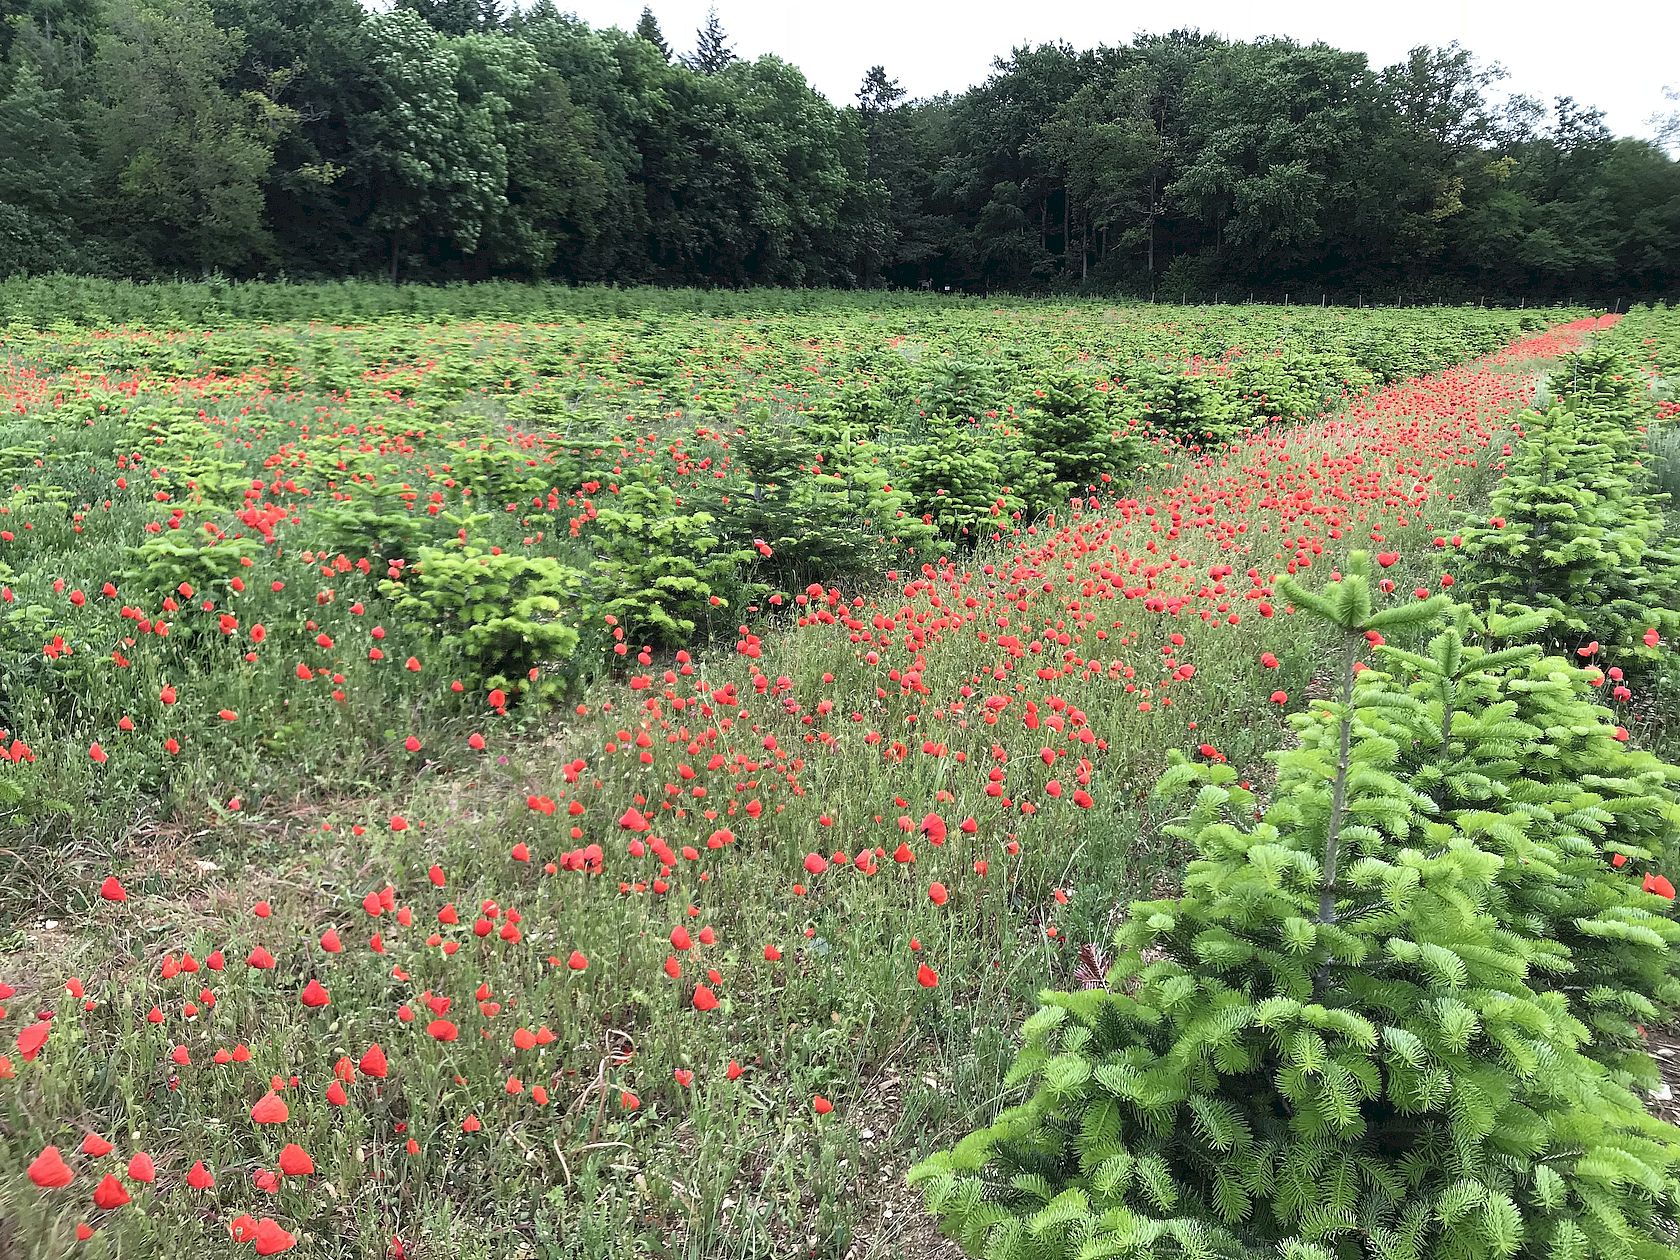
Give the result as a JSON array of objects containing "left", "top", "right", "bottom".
[
  {"left": 913, "top": 556, "right": 1680, "bottom": 1260},
  {"left": 1020, "top": 371, "right": 1147, "bottom": 491},
  {"left": 0, "top": 4, "right": 1676, "bottom": 292},
  {"left": 576, "top": 464, "right": 756, "bottom": 648},
  {"left": 0, "top": 61, "right": 93, "bottom": 274},
  {"left": 713, "top": 426, "right": 916, "bottom": 592},
  {"left": 633, "top": 6, "right": 669, "bottom": 60},
  {"left": 683, "top": 7, "right": 734, "bottom": 76}
]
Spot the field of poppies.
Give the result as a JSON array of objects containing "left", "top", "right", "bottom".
[{"left": 1, "top": 285, "right": 1674, "bottom": 1260}]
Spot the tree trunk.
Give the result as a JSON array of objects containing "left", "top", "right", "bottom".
[
  {"left": 389, "top": 230, "right": 400, "bottom": 284},
  {"left": 1062, "top": 189, "right": 1070, "bottom": 274},
  {"left": 1146, "top": 173, "right": 1157, "bottom": 285}
]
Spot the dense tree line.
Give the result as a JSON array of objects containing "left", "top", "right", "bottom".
[{"left": 2, "top": 0, "right": 1678, "bottom": 298}]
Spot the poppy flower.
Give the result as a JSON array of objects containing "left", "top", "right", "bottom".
[
  {"left": 278, "top": 1144, "right": 314, "bottom": 1176},
  {"left": 1644, "top": 873, "right": 1676, "bottom": 900},
  {"left": 812, "top": 1095, "right": 834, "bottom": 1115},
  {"left": 92, "top": 1173, "right": 129, "bottom": 1210},
  {"left": 186, "top": 1160, "right": 215, "bottom": 1189},
  {"left": 17, "top": 1021, "right": 49, "bottom": 1061},
  {"left": 28, "top": 1145, "right": 74, "bottom": 1189},
  {"left": 251, "top": 1092, "right": 289, "bottom": 1125},
  {"left": 99, "top": 876, "right": 127, "bottom": 902},
  {"left": 299, "top": 979, "right": 330, "bottom": 1008},
  {"left": 359, "top": 1043, "right": 389, "bottom": 1078},
  {"left": 917, "top": 963, "right": 939, "bottom": 988},
  {"left": 254, "top": 1218, "right": 297, "bottom": 1255}
]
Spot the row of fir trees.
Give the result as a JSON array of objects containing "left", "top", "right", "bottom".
[{"left": 911, "top": 348, "right": 1680, "bottom": 1257}]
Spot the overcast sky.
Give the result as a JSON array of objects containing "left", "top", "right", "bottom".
[{"left": 555, "top": 0, "right": 1678, "bottom": 143}]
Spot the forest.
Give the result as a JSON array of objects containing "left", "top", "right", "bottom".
[{"left": 3, "top": 0, "right": 1679, "bottom": 299}]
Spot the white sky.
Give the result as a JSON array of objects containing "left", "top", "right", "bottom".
[{"left": 556, "top": 0, "right": 1678, "bottom": 143}]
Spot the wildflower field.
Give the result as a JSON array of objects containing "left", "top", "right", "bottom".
[{"left": 3, "top": 283, "right": 1679, "bottom": 1260}]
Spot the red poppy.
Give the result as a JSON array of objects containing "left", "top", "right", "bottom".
[
  {"left": 254, "top": 1218, "right": 297, "bottom": 1255},
  {"left": 251, "top": 1092, "right": 289, "bottom": 1125},
  {"left": 28, "top": 1145, "right": 74, "bottom": 1189},
  {"left": 92, "top": 1173, "right": 129, "bottom": 1210},
  {"left": 278, "top": 1144, "right": 314, "bottom": 1176}
]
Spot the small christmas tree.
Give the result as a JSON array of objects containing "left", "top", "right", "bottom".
[
  {"left": 1020, "top": 370, "right": 1148, "bottom": 494},
  {"left": 1458, "top": 346, "right": 1680, "bottom": 668},
  {"left": 913, "top": 557, "right": 1680, "bottom": 1260},
  {"left": 1294, "top": 603, "right": 1680, "bottom": 1085}
]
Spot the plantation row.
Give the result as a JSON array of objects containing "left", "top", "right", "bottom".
[
  {"left": 916, "top": 344, "right": 1680, "bottom": 1259},
  {"left": 0, "top": 297, "right": 1675, "bottom": 1259},
  {"left": 0, "top": 298, "right": 1553, "bottom": 864}
]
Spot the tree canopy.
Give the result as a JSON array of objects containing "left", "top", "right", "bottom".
[{"left": 0, "top": 1, "right": 1675, "bottom": 297}]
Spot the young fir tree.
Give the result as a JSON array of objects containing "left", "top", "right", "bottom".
[
  {"left": 718, "top": 425, "right": 905, "bottom": 591},
  {"left": 1458, "top": 346, "right": 1680, "bottom": 668},
  {"left": 912, "top": 556, "right": 1680, "bottom": 1260},
  {"left": 1019, "top": 371, "right": 1150, "bottom": 494},
  {"left": 1293, "top": 603, "right": 1680, "bottom": 1086}
]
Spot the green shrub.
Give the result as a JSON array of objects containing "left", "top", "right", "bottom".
[
  {"left": 119, "top": 531, "right": 266, "bottom": 602},
  {"left": 381, "top": 545, "right": 585, "bottom": 706},
  {"left": 1020, "top": 372, "right": 1148, "bottom": 493},
  {"left": 306, "top": 480, "right": 436, "bottom": 561},
  {"left": 717, "top": 426, "right": 921, "bottom": 590},
  {"left": 578, "top": 466, "right": 756, "bottom": 647}
]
